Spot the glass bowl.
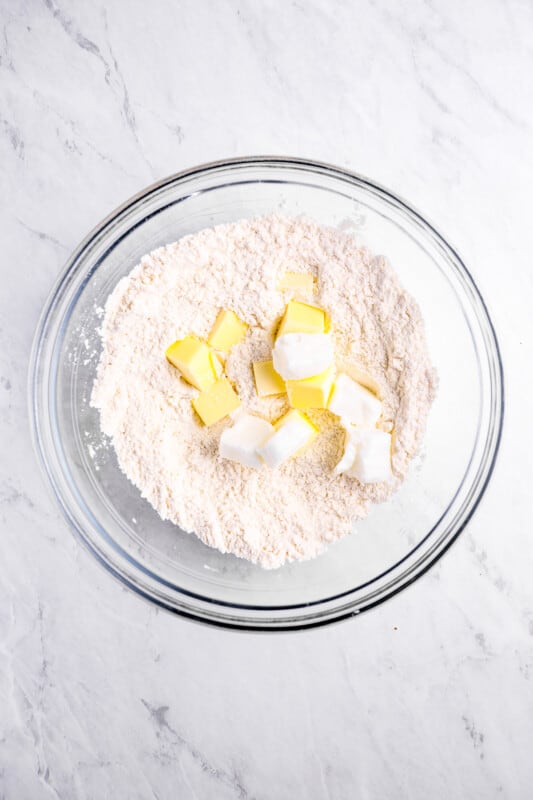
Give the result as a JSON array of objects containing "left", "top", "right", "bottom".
[{"left": 29, "top": 157, "right": 503, "bottom": 630}]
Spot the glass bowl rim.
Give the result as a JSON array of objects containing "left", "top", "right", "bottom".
[{"left": 28, "top": 155, "right": 505, "bottom": 631}]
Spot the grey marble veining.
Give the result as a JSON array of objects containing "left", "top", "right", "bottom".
[{"left": 1, "top": 0, "right": 532, "bottom": 797}]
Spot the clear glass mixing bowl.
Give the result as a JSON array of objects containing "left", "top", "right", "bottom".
[{"left": 29, "top": 157, "right": 503, "bottom": 630}]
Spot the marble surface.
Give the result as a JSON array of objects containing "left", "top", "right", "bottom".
[{"left": 1, "top": 0, "right": 532, "bottom": 796}]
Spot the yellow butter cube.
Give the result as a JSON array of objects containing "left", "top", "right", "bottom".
[
  {"left": 274, "top": 408, "right": 319, "bottom": 434},
  {"left": 210, "top": 351, "right": 225, "bottom": 378},
  {"left": 286, "top": 367, "right": 334, "bottom": 409},
  {"left": 276, "top": 300, "right": 328, "bottom": 338},
  {"left": 252, "top": 360, "right": 286, "bottom": 397},
  {"left": 192, "top": 377, "right": 241, "bottom": 426},
  {"left": 278, "top": 272, "right": 316, "bottom": 293},
  {"left": 166, "top": 336, "right": 217, "bottom": 391},
  {"left": 208, "top": 309, "right": 248, "bottom": 352}
]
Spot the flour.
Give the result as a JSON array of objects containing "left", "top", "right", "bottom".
[{"left": 91, "top": 215, "right": 437, "bottom": 569}]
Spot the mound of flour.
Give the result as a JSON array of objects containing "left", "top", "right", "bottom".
[{"left": 91, "top": 215, "right": 437, "bottom": 568}]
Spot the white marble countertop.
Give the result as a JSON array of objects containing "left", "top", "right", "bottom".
[{"left": 1, "top": 1, "right": 531, "bottom": 797}]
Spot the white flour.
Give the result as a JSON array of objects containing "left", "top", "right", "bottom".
[{"left": 91, "top": 215, "right": 437, "bottom": 568}]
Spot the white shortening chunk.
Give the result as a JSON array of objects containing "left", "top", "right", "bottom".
[
  {"left": 219, "top": 413, "right": 274, "bottom": 468},
  {"left": 272, "top": 333, "right": 334, "bottom": 380},
  {"left": 328, "top": 373, "right": 382, "bottom": 427},
  {"left": 334, "top": 432, "right": 358, "bottom": 475},
  {"left": 336, "top": 426, "right": 392, "bottom": 483},
  {"left": 350, "top": 429, "right": 392, "bottom": 483},
  {"left": 258, "top": 410, "right": 317, "bottom": 468}
]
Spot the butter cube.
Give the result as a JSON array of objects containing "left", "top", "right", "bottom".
[
  {"left": 286, "top": 367, "right": 334, "bottom": 409},
  {"left": 166, "top": 336, "right": 217, "bottom": 391},
  {"left": 258, "top": 410, "right": 318, "bottom": 468},
  {"left": 278, "top": 272, "right": 316, "bottom": 293},
  {"left": 211, "top": 351, "right": 225, "bottom": 378},
  {"left": 328, "top": 374, "right": 382, "bottom": 427},
  {"left": 277, "top": 300, "right": 328, "bottom": 337},
  {"left": 252, "top": 360, "right": 286, "bottom": 397},
  {"left": 272, "top": 333, "right": 334, "bottom": 380},
  {"left": 208, "top": 309, "right": 248, "bottom": 352},
  {"left": 219, "top": 413, "right": 274, "bottom": 468},
  {"left": 192, "top": 377, "right": 241, "bottom": 426}
]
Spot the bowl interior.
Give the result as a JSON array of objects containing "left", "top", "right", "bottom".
[{"left": 35, "top": 160, "right": 501, "bottom": 627}]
